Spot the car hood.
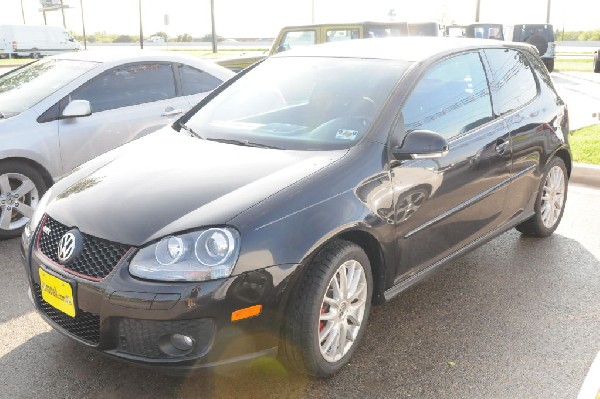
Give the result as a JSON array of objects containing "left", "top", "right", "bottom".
[{"left": 46, "top": 128, "right": 346, "bottom": 246}]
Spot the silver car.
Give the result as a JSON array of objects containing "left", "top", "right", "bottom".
[{"left": 0, "top": 51, "right": 233, "bottom": 238}]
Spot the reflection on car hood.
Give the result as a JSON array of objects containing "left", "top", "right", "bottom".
[{"left": 46, "top": 128, "right": 346, "bottom": 246}]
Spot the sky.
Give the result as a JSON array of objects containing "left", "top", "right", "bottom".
[{"left": 0, "top": 0, "right": 598, "bottom": 38}]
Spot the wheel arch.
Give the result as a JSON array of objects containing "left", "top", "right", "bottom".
[
  {"left": 285, "top": 227, "right": 389, "bottom": 308},
  {"left": 552, "top": 148, "right": 572, "bottom": 177},
  {"left": 336, "top": 230, "right": 387, "bottom": 305},
  {"left": 0, "top": 157, "right": 54, "bottom": 189}
]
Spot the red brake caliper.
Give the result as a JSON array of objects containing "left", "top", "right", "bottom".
[{"left": 319, "top": 306, "right": 327, "bottom": 332}]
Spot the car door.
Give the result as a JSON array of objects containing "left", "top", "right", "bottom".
[
  {"left": 57, "top": 62, "right": 190, "bottom": 173},
  {"left": 482, "top": 48, "right": 551, "bottom": 219},
  {"left": 389, "top": 51, "right": 513, "bottom": 284}
]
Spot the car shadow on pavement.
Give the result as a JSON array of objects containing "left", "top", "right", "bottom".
[{"left": 1, "top": 230, "right": 599, "bottom": 398}]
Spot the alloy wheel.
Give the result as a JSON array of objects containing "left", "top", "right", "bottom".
[
  {"left": 0, "top": 173, "right": 39, "bottom": 232},
  {"left": 540, "top": 165, "right": 565, "bottom": 228},
  {"left": 318, "top": 259, "right": 368, "bottom": 363}
]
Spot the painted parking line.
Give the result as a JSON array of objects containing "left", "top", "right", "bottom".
[{"left": 578, "top": 350, "right": 600, "bottom": 399}]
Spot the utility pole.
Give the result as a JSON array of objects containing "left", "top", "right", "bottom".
[
  {"left": 138, "top": 0, "right": 144, "bottom": 49},
  {"left": 20, "top": 0, "right": 26, "bottom": 24},
  {"left": 475, "top": 0, "right": 481, "bottom": 22},
  {"left": 59, "top": 0, "right": 66, "bottom": 28},
  {"left": 546, "top": 0, "right": 551, "bottom": 23},
  {"left": 80, "top": 0, "right": 87, "bottom": 49},
  {"left": 210, "top": 0, "right": 217, "bottom": 53}
]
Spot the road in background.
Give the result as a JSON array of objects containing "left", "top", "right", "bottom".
[
  {"left": 553, "top": 71, "right": 600, "bottom": 130},
  {"left": 0, "top": 184, "right": 599, "bottom": 398}
]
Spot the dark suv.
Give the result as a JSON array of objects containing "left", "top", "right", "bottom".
[{"left": 21, "top": 37, "right": 570, "bottom": 377}]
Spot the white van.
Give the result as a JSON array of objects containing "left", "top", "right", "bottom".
[{"left": 0, "top": 25, "right": 81, "bottom": 59}]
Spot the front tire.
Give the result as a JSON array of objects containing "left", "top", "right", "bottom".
[
  {"left": 0, "top": 161, "right": 48, "bottom": 239},
  {"left": 516, "top": 157, "right": 567, "bottom": 237},
  {"left": 282, "top": 240, "right": 373, "bottom": 377}
]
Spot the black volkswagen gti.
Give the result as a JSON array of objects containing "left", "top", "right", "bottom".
[{"left": 20, "top": 37, "right": 571, "bottom": 378}]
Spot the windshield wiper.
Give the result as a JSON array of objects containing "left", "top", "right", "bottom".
[
  {"left": 207, "top": 138, "right": 280, "bottom": 150},
  {"left": 0, "top": 111, "right": 5, "bottom": 119},
  {"left": 178, "top": 122, "right": 205, "bottom": 140}
]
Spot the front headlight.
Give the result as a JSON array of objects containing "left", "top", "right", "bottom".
[{"left": 129, "top": 227, "right": 241, "bottom": 282}]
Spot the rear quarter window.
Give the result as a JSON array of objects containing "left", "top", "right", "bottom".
[{"left": 484, "top": 49, "right": 538, "bottom": 116}]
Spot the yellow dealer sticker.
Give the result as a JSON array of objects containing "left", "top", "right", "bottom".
[{"left": 39, "top": 268, "right": 76, "bottom": 317}]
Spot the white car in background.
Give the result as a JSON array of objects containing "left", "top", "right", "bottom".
[{"left": 0, "top": 51, "right": 233, "bottom": 238}]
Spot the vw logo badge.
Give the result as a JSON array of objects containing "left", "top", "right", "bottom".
[{"left": 57, "top": 229, "right": 83, "bottom": 264}]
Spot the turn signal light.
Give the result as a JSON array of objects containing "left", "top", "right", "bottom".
[{"left": 231, "top": 304, "right": 262, "bottom": 322}]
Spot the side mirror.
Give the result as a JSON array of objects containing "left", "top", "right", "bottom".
[
  {"left": 62, "top": 100, "right": 91, "bottom": 118},
  {"left": 392, "top": 130, "right": 449, "bottom": 160}
]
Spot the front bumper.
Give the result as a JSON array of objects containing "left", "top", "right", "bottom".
[{"left": 22, "top": 224, "right": 299, "bottom": 370}]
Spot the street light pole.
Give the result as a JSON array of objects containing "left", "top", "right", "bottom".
[
  {"left": 475, "top": 0, "right": 481, "bottom": 22},
  {"left": 139, "top": 0, "right": 144, "bottom": 49},
  {"left": 546, "top": 0, "right": 551, "bottom": 23}
]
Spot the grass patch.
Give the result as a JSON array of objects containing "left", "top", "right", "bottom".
[
  {"left": 555, "top": 58, "right": 594, "bottom": 72},
  {"left": 0, "top": 57, "right": 35, "bottom": 65},
  {"left": 570, "top": 124, "right": 600, "bottom": 165}
]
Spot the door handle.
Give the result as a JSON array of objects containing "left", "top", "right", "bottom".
[
  {"left": 161, "top": 108, "right": 183, "bottom": 117},
  {"left": 495, "top": 139, "right": 509, "bottom": 154}
]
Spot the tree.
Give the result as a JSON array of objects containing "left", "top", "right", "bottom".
[
  {"left": 177, "top": 33, "right": 193, "bottom": 42},
  {"left": 198, "top": 33, "right": 224, "bottom": 42},
  {"left": 113, "top": 35, "right": 136, "bottom": 43},
  {"left": 152, "top": 32, "right": 168, "bottom": 41}
]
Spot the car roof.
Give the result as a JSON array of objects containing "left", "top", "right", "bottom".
[
  {"left": 50, "top": 50, "right": 202, "bottom": 64},
  {"left": 274, "top": 37, "right": 534, "bottom": 63},
  {"left": 280, "top": 21, "right": 437, "bottom": 29},
  {"left": 46, "top": 50, "right": 234, "bottom": 79}
]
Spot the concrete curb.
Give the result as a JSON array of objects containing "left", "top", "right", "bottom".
[{"left": 571, "top": 163, "right": 600, "bottom": 188}]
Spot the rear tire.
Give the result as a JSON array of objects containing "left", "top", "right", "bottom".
[
  {"left": 544, "top": 58, "right": 554, "bottom": 73},
  {"left": 281, "top": 239, "right": 373, "bottom": 377},
  {"left": 0, "top": 161, "right": 48, "bottom": 239},
  {"left": 516, "top": 157, "right": 567, "bottom": 237}
]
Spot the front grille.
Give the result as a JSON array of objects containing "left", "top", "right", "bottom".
[
  {"left": 38, "top": 217, "right": 130, "bottom": 280},
  {"left": 117, "top": 318, "right": 214, "bottom": 358},
  {"left": 33, "top": 283, "right": 100, "bottom": 345}
]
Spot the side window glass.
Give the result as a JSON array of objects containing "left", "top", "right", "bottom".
[
  {"left": 70, "top": 63, "right": 176, "bottom": 113},
  {"left": 326, "top": 29, "right": 360, "bottom": 42},
  {"left": 484, "top": 49, "right": 537, "bottom": 116},
  {"left": 277, "top": 30, "right": 316, "bottom": 53},
  {"left": 178, "top": 65, "right": 222, "bottom": 96},
  {"left": 402, "top": 52, "right": 493, "bottom": 139}
]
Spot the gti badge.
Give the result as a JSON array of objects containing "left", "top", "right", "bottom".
[{"left": 57, "top": 229, "right": 83, "bottom": 264}]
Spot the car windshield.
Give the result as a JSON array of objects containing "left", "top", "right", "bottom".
[
  {"left": 0, "top": 59, "right": 99, "bottom": 116},
  {"left": 185, "top": 57, "right": 409, "bottom": 151}
]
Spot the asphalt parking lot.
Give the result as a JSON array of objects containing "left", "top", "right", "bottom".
[{"left": 1, "top": 182, "right": 598, "bottom": 399}]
